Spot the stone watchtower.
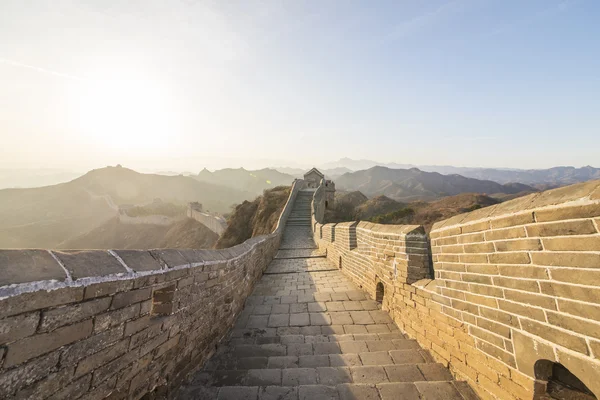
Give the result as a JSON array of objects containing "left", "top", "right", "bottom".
[
  {"left": 304, "top": 168, "right": 335, "bottom": 210},
  {"left": 303, "top": 168, "right": 324, "bottom": 188}
]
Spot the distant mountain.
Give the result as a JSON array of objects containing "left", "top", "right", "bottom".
[
  {"left": 195, "top": 168, "right": 295, "bottom": 195},
  {"left": 0, "top": 166, "right": 251, "bottom": 248},
  {"left": 336, "top": 166, "right": 536, "bottom": 201},
  {"left": 318, "top": 158, "right": 600, "bottom": 186},
  {"left": 355, "top": 195, "right": 405, "bottom": 220},
  {"left": 368, "top": 193, "right": 501, "bottom": 232},
  {"left": 336, "top": 191, "right": 369, "bottom": 208},
  {"left": 59, "top": 217, "right": 218, "bottom": 250}
]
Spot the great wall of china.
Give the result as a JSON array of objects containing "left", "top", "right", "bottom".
[{"left": 1, "top": 171, "right": 599, "bottom": 400}]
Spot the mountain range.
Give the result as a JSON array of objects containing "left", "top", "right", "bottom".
[
  {"left": 335, "top": 166, "right": 536, "bottom": 201},
  {"left": 316, "top": 158, "right": 600, "bottom": 186},
  {"left": 195, "top": 167, "right": 294, "bottom": 195},
  {"left": 0, "top": 166, "right": 253, "bottom": 248}
]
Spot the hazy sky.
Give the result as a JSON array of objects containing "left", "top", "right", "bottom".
[{"left": 1, "top": 0, "right": 598, "bottom": 171}]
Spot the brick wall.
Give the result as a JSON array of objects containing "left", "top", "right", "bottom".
[
  {"left": 0, "top": 180, "right": 302, "bottom": 400},
  {"left": 311, "top": 179, "right": 600, "bottom": 399}
]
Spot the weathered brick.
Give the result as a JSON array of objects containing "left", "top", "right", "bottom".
[
  {"left": 86, "top": 374, "right": 118, "bottom": 399},
  {"left": 476, "top": 340, "right": 516, "bottom": 368},
  {"left": 542, "top": 236, "right": 600, "bottom": 252},
  {"left": 0, "top": 287, "right": 84, "bottom": 319},
  {"left": 540, "top": 281, "right": 600, "bottom": 303},
  {"left": 155, "top": 334, "right": 180, "bottom": 358},
  {"left": 492, "top": 277, "right": 539, "bottom": 293},
  {"left": 60, "top": 326, "right": 124, "bottom": 366},
  {"left": 557, "top": 299, "right": 600, "bottom": 321},
  {"left": 491, "top": 213, "right": 535, "bottom": 229},
  {"left": 497, "top": 265, "right": 548, "bottom": 279},
  {"left": 91, "top": 348, "right": 140, "bottom": 386},
  {"left": 75, "top": 339, "right": 130, "bottom": 377},
  {"left": 435, "top": 236, "right": 458, "bottom": 246},
  {"left": 465, "top": 264, "right": 498, "bottom": 275},
  {"left": 462, "top": 221, "right": 491, "bottom": 234},
  {"left": 550, "top": 269, "right": 600, "bottom": 286},
  {"left": 456, "top": 232, "right": 485, "bottom": 244},
  {"left": 0, "top": 312, "right": 39, "bottom": 345},
  {"left": 488, "top": 252, "right": 530, "bottom": 265},
  {"left": 464, "top": 293, "right": 497, "bottom": 308},
  {"left": 494, "top": 239, "right": 542, "bottom": 252},
  {"left": 503, "top": 289, "right": 556, "bottom": 310},
  {"left": 111, "top": 288, "right": 152, "bottom": 310},
  {"left": 14, "top": 366, "right": 73, "bottom": 399},
  {"left": 497, "top": 300, "right": 546, "bottom": 321},
  {"left": 469, "top": 326, "right": 505, "bottom": 348},
  {"left": 139, "top": 331, "right": 169, "bottom": 357},
  {"left": 485, "top": 227, "right": 527, "bottom": 241},
  {"left": 469, "top": 284, "right": 503, "bottom": 298},
  {"left": 477, "top": 318, "right": 511, "bottom": 338},
  {"left": 498, "top": 375, "right": 532, "bottom": 400},
  {"left": 94, "top": 304, "right": 140, "bottom": 333},
  {"left": 535, "top": 203, "right": 600, "bottom": 222},
  {"left": 531, "top": 252, "right": 600, "bottom": 268},
  {"left": 5, "top": 319, "right": 93, "bottom": 367},
  {"left": 479, "top": 308, "right": 519, "bottom": 328},
  {"left": 84, "top": 280, "right": 133, "bottom": 300},
  {"left": 41, "top": 297, "right": 111, "bottom": 332},
  {"left": 546, "top": 311, "right": 600, "bottom": 340},
  {"left": 124, "top": 315, "right": 152, "bottom": 336},
  {"left": 520, "top": 318, "right": 588, "bottom": 354},
  {"left": 0, "top": 351, "right": 59, "bottom": 398},
  {"left": 431, "top": 227, "right": 461, "bottom": 239},
  {"left": 48, "top": 374, "right": 92, "bottom": 400},
  {"left": 460, "top": 254, "right": 489, "bottom": 264},
  {"left": 463, "top": 242, "right": 495, "bottom": 253},
  {"left": 526, "top": 220, "right": 597, "bottom": 237}
]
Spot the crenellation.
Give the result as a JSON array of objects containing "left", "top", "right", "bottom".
[{"left": 306, "top": 178, "right": 600, "bottom": 399}]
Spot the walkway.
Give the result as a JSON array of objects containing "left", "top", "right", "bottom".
[{"left": 177, "top": 191, "right": 477, "bottom": 400}]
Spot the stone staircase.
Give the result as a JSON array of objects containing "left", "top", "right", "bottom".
[
  {"left": 176, "top": 194, "right": 478, "bottom": 400},
  {"left": 285, "top": 190, "right": 313, "bottom": 227}
]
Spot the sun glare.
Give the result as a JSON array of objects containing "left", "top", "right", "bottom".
[{"left": 75, "top": 74, "right": 178, "bottom": 153}]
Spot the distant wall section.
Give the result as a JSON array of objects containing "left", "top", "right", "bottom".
[{"left": 187, "top": 203, "right": 227, "bottom": 236}]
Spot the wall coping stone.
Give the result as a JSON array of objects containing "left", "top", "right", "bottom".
[
  {"left": 0, "top": 179, "right": 303, "bottom": 301},
  {"left": 431, "top": 179, "right": 600, "bottom": 233}
]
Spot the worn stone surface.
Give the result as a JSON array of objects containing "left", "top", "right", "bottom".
[
  {"left": 53, "top": 250, "right": 126, "bottom": 279},
  {"left": 178, "top": 197, "right": 463, "bottom": 399},
  {"left": 0, "top": 250, "right": 65, "bottom": 286}
]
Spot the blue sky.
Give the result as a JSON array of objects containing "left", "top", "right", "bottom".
[{"left": 0, "top": 0, "right": 598, "bottom": 170}]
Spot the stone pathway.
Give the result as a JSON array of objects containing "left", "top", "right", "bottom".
[{"left": 177, "top": 191, "right": 477, "bottom": 400}]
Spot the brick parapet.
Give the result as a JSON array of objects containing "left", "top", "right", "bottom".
[
  {"left": 0, "top": 179, "right": 303, "bottom": 399},
  {"left": 311, "top": 178, "right": 600, "bottom": 400}
]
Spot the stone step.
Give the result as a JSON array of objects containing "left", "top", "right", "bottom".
[
  {"left": 205, "top": 347, "right": 433, "bottom": 371},
  {"left": 228, "top": 333, "right": 410, "bottom": 345},
  {"left": 227, "top": 344, "right": 431, "bottom": 360},
  {"left": 180, "top": 382, "right": 477, "bottom": 400},
  {"left": 193, "top": 363, "right": 455, "bottom": 387}
]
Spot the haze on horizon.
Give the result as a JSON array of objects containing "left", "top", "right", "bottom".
[{"left": 1, "top": 0, "right": 599, "bottom": 172}]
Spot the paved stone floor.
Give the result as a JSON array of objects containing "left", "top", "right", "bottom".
[{"left": 177, "top": 193, "right": 477, "bottom": 400}]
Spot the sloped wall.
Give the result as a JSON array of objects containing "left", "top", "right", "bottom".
[
  {"left": 311, "top": 179, "right": 600, "bottom": 400},
  {"left": 0, "top": 180, "right": 302, "bottom": 399}
]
